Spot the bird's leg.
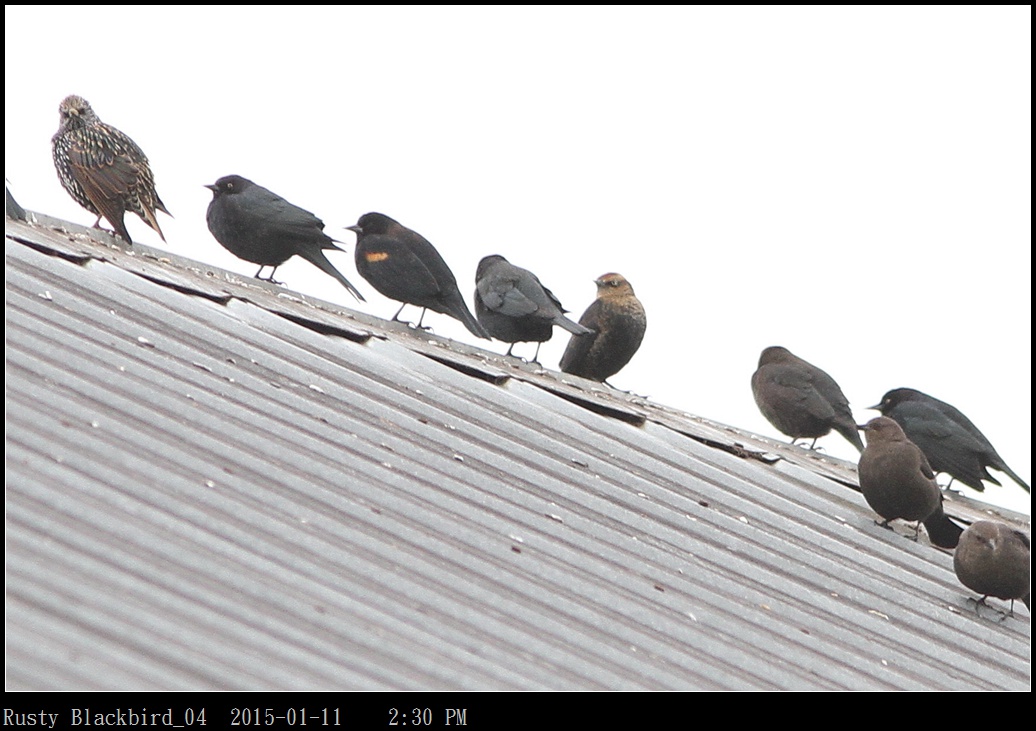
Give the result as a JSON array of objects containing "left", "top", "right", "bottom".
[
  {"left": 415, "top": 308, "right": 431, "bottom": 331},
  {"left": 874, "top": 519, "right": 895, "bottom": 532},
  {"left": 967, "top": 595, "right": 1007, "bottom": 622},
  {"left": 531, "top": 342, "right": 542, "bottom": 364},
  {"left": 391, "top": 303, "right": 408, "bottom": 322},
  {"left": 809, "top": 437, "right": 819, "bottom": 449},
  {"left": 505, "top": 343, "right": 516, "bottom": 357},
  {"left": 92, "top": 215, "right": 103, "bottom": 229},
  {"left": 253, "top": 265, "right": 283, "bottom": 285},
  {"left": 911, "top": 521, "right": 921, "bottom": 541}
]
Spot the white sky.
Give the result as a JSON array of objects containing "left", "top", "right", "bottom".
[{"left": 6, "top": 6, "right": 1031, "bottom": 514}]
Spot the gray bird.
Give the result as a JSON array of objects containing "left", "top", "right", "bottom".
[
  {"left": 52, "top": 95, "right": 170, "bottom": 244},
  {"left": 751, "top": 346, "right": 864, "bottom": 452},
  {"left": 858, "top": 417, "right": 963, "bottom": 549},
  {"left": 871, "top": 388, "right": 1029, "bottom": 494},
  {"left": 954, "top": 521, "right": 1030, "bottom": 615},
  {"left": 474, "top": 255, "right": 591, "bottom": 361},
  {"left": 348, "top": 212, "right": 488, "bottom": 338},
  {"left": 559, "top": 273, "right": 646, "bottom": 384},
  {"left": 205, "top": 175, "right": 364, "bottom": 302}
]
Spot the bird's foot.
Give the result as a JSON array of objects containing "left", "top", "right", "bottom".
[{"left": 966, "top": 596, "right": 1008, "bottom": 622}]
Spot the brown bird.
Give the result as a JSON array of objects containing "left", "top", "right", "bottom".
[
  {"left": 51, "top": 95, "right": 170, "bottom": 244},
  {"left": 474, "top": 254, "right": 591, "bottom": 361},
  {"left": 858, "top": 417, "right": 963, "bottom": 548},
  {"left": 954, "top": 521, "right": 1030, "bottom": 615},
  {"left": 348, "top": 212, "right": 489, "bottom": 339},
  {"left": 751, "top": 346, "right": 864, "bottom": 452},
  {"left": 559, "top": 273, "right": 645, "bottom": 384}
]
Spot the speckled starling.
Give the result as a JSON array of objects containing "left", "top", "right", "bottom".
[
  {"left": 559, "top": 273, "right": 645, "bottom": 384},
  {"left": 348, "top": 212, "right": 489, "bottom": 339},
  {"left": 751, "top": 346, "right": 864, "bottom": 452},
  {"left": 871, "top": 387, "right": 1029, "bottom": 494},
  {"left": 51, "top": 95, "right": 170, "bottom": 244},
  {"left": 205, "top": 175, "right": 364, "bottom": 302},
  {"left": 954, "top": 521, "right": 1030, "bottom": 615},
  {"left": 858, "top": 417, "right": 963, "bottom": 549},
  {"left": 474, "top": 255, "right": 591, "bottom": 361}
]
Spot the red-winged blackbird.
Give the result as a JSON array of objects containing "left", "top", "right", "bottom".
[
  {"left": 474, "top": 255, "right": 590, "bottom": 361},
  {"left": 348, "top": 212, "right": 488, "bottom": 339},
  {"left": 751, "top": 346, "right": 863, "bottom": 452},
  {"left": 205, "top": 175, "right": 364, "bottom": 302},
  {"left": 858, "top": 417, "right": 963, "bottom": 548},
  {"left": 954, "top": 521, "right": 1030, "bottom": 614},
  {"left": 871, "top": 388, "right": 1029, "bottom": 494},
  {"left": 559, "top": 273, "right": 645, "bottom": 384},
  {"left": 51, "top": 95, "right": 170, "bottom": 244}
]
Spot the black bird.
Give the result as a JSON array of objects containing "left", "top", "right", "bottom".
[
  {"left": 52, "top": 95, "right": 170, "bottom": 244},
  {"left": 559, "top": 273, "right": 645, "bottom": 384},
  {"left": 751, "top": 346, "right": 864, "bottom": 452},
  {"left": 474, "top": 255, "right": 591, "bottom": 361},
  {"left": 348, "top": 212, "right": 488, "bottom": 338},
  {"left": 205, "top": 175, "right": 364, "bottom": 302},
  {"left": 858, "top": 417, "right": 964, "bottom": 549},
  {"left": 954, "top": 521, "right": 1030, "bottom": 615},
  {"left": 872, "top": 388, "right": 1029, "bottom": 494}
]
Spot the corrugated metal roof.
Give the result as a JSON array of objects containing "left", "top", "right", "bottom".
[{"left": 6, "top": 214, "right": 1030, "bottom": 690}]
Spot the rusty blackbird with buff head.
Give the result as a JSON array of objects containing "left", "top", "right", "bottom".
[{"left": 559, "top": 273, "right": 645, "bottom": 384}]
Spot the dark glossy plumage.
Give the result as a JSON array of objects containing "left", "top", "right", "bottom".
[
  {"left": 348, "top": 212, "right": 488, "bottom": 338},
  {"left": 52, "top": 95, "right": 170, "bottom": 244},
  {"left": 858, "top": 417, "right": 963, "bottom": 548},
  {"left": 954, "top": 521, "right": 1030, "bottom": 614},
  {"left": 872, "top": 388, "right": 1029, "bottom": 493},
  {"left": 559, "top": 273, "right": 645, "bottom": 383},
  {"left": 474, "top": 255, "right": 590, "bottom": 360},
  {"left": 751, "top": 346, "right": 864, "bottom": 452},
  {"left": 205, "top": 175, "right": 363, "bottom": 302}
]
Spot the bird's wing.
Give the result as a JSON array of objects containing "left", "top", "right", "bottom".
[
  {"left": 66, "top": 134, "right": 140, "bottom": 219},
  {"left": 478, "top": 275, "right": 540, "bottom": 316},
  {"left": 767, "top": 366, "right": 837, "bottom": 419},
  {"left": 357, "top": 234, "right": 443, "bottom": 300}
]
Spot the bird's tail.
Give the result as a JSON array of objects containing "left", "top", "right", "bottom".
[
  {"left": 450, "top": 298, "right": 491, "bottom": 339},
  {"left": 997, "top": 463, "right": 1031, "bottom": 494},
  {"left": 298, "top": 248, "right": 366, "bottom": 303},
  {"left": 835, "top": 418, "right": 865, "bottom": 452},
  {"left": 923, "top": 508, "right": 964, "bottom": 549},
  {"left": 558, "top": 315, "right": 593, "bottom": 337}
]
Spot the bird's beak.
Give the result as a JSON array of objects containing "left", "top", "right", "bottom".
[
  {"left": 866, "top": 403, "right": 882, "bottom": 411},
  {"left": 857, "top": 423, "right": 870, "bottom": 431},
  {"left": 346, "top": 225, "right": 362, "bottom": 235},
  {"left": 204, "top": 184, "right": 218, "bottom": 192}
]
